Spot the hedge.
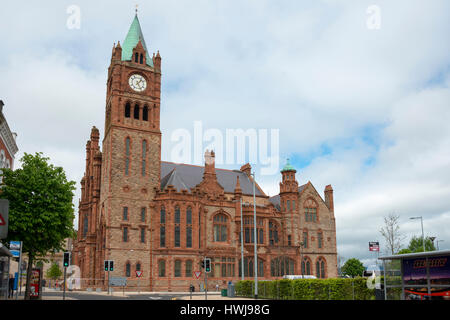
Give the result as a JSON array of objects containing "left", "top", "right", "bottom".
[{"left": 235, "top": 277, "right": 375, "bottom": 300}]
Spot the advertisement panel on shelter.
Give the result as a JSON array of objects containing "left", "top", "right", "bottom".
[
  {"left": 403, "top": 255, "right": 450, "bottom": 300},
  {"left": 29, "top": 268, "right": 41, "bottom": 298}
]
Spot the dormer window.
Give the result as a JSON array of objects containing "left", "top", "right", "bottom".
[
  {"left": 135, "top": 52, "right": 139, "bottom": 63},
  {"left": 140, "top": 53, "right": 143, "bottom": 64}
]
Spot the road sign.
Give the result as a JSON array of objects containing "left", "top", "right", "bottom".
[
  {"left": 369, "top": 242, "right": 380, "bottom": 252},
  {"left": 109, "top": 277, "right": 127, "bottom": 287},
  {"left": 0, "top": 199, "right": 9, "bottom": 239},
  {"left": 194, "top": 271, "right": 202, "bottom": 279},
  {"left": 10, "top": 241, "right": 21, "bottom": 258},
  {"left": 136, "top": 271, "right": 142, "bottom": 278}
]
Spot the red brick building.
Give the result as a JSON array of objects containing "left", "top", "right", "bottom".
[{"left": 73, "top": 14, "right": 338, "bottom": 291}]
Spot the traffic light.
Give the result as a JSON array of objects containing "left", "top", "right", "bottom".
[
  {"left": 104, "top": 260, "right": 109, "bottom": 271},
  {"left": 205, "top": 258, "right": 211, "bottom": 273},
  {"left": 109, "top": 260, "right": 114, "bottom": 271},
  {"left": 63, "top": 252, "right": 70, "bottom": 267},
  {"left": 201, "top": 260, "right": 204, "bottom": 269}
]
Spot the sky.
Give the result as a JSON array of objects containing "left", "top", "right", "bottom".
[{"left": 1, "top": 0, "right": 449, "bottom": 267}]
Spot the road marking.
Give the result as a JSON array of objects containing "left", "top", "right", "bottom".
[{"left": 149, "top": 297, "right": 162, "bottom": 300}]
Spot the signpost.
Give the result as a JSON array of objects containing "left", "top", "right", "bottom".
[
  {"left": 369, "top": 241, "right": 380, "bottom": 267},
  {"left": 369, "top": 242, "right": 380, "bottom": 252},
  {"left": 194, "top": 271, "right": 201, "bottom": 279},
  {"left": 10, "top": 241, "right": 22, "bottom": 300},
  {"left": 136, "top": 270, "right": 142, "bottom": 293}
]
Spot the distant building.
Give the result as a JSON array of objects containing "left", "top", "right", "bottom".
[
  {"left": 73, "top": 13, "right": 338, "bottom": 291},
  {"left": 0, "top": 100, "right": 18, "bottom": 177}
]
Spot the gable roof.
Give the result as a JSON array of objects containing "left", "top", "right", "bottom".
[{"left": 160, "top": 161, "right": 265, "bottom": 196}]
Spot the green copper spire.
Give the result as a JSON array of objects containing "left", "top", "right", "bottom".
[
  {"left": 121, "top": 13, "right": 153, "bottom": 67},
  {"left": 281, "top": 158, "right": 296, "bottom": 172}
]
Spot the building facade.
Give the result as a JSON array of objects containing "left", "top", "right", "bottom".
[{"left": 73, "top": 14, "right": 338, "bottom": 291}]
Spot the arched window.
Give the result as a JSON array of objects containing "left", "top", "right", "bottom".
[
  {"left": 140, "top": 53, "right": 143, "bottom": 64},
  {"left": 123, "top": 207, "right": 128, "bottom": 221},
  {"left": 186, "top": 207, "right": 192, "bottom": 248},
  {"left": 302, "top": 257, "right": 311, "bottom": 275},
  {"left": 316, "top": 258, "right": 326, "bottom": 278},
  {"left": 83, "top": 215, "right": 88, "bottom": 237},
  {"left": 160, "top": 206, "right": 166, "bottom": 223},
  {"left": 174, "top": 260, "right": 181, "bottom": 277},
  {"left": 213, "top": 214, "right": 228, "bottom": 242},
  {"left": 125, "top": 102, "right": 131, "bottom": 118},
  {"left": 158, "top": 260, "right": 165, "bottom": 277},
  {"left": 185, "top": 260, "right": 193, "bottom": 277},
  {"left": 135, "top": 52, "right": 139, "bottom": 63},
  {"left": 160, "top": 206, "right": 166, "bottom": 247},
  {"left": 303, "top": 229, "right": 308, "bottom": 248},
  {"left": 140, "top": 227, "right": 145, "bottom": 243},
  {"left": 269, "top": 221, "right": 279, "bottom": 246},
  {"left": 142, "top": 140, "right": 147, "bottom": 176},
  {"left": 125, "top": 137, "right": 131, "bottom": 176},
  {"left": 136, "top": 262, "right": 141, "bottom": 272},
  {"left": 318, "top": 231, "right": 323, "bottom": 249},
  {"left": 304, "top": 199, "right": 318, "bottom": 222},
  {"left": 134, "top": 104, "right": 140, "bottom": 119},
  {"left": 143, "top": 105, "right": 148, "bottom": 121},
  {"left": 174, "top": 206, "right": 180, "bottom": 248},
  {"left": 239, "top": 258, "right": 264, "bottom": 277},
  {"left": 174, "top": 206, "right": 180, "bottom": 224},
  {"left": 270, "top": 257, "right": 295, "bottom": 277},
  {"left": 126, "top": 262, "right": 131, "bottom": 277},
  {"left": 141, "top": 207, "right": 146, "bottom": 222}
]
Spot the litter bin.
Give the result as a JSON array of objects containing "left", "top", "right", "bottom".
[
  {"left": 227, "top": 283, "right": 235, "bottom": 298},
  {"left": 221, "top": 289, "right": 227, "bottom": 297}
]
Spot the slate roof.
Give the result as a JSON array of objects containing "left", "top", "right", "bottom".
[
  {"left": 160, "top": 161, "right": 265, "bottom": 196},
  {"left": 268, "top": 184, "right": 307, "bottom": 210}
]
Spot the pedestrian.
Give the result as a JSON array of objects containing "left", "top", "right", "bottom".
[
  {"left": 216, "top": 284, "right": 219, "bottom": 292},
  {"left": 8, "top": 275, "right": 15, "bottom": 298}
]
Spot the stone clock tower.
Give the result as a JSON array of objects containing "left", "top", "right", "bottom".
[{"left": 98, "top": 13, "right": 162, "bottom": 284}]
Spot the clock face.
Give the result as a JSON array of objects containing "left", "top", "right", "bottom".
[{"left": 128, "top": 74, "right": 147, "bottom": 92}]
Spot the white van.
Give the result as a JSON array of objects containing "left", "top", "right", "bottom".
[{"left": 282, "top": 275, "right": 317, "bottom": 280}]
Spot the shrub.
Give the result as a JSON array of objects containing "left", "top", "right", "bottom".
[{"left": 235, "top": 278, "right": 375, "bottom": 300}]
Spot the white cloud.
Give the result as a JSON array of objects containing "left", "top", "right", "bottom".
[{"left": 1, "top": 0, "right": 449, "bottom": 264}]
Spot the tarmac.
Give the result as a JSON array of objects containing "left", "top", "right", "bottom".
[{"left": 8, "top": 287, "right": 253, "bottom": 300}]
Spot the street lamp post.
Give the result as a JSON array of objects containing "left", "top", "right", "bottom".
[
  {"left": 252, "top": 172, "right": 258, "bottom": 300},
  {"left": 410, "top": 216, "right": 425, "bottom": 252},
  {"left": 429, "top": 237, "right": 436, "bottom": 251},
  {"left": 240, "top": 198, "right": 244, "bottom": 281},
  {"left": 299, "top": 242, "right": 304, "bottom": 279}
]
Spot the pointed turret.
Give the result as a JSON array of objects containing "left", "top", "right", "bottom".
[{"left": 121, "top": 13, "right": 153, "bottom": 66}]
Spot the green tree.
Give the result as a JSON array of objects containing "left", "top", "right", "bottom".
[
  {"left": 397, "top": 248, "right": 413, "bottom": 255},
  {"left": 1, "top": 152, "right": 75, "bottom": 299},
  {"left": 46, "top": 262, "right": 63, "bottom": 280},
  {"left": 407, "top": 236, "right": 436, "bottom": 253},
  {"left": 341, "top": 258, "right": 365, "bottom": 278}
]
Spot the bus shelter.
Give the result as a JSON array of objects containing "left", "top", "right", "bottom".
[
  {"left": 379, "top": 249, "right": 450, "bottom": 300},
  {"left": 0, "top": 242, "right": 12, "bottom": 299}
]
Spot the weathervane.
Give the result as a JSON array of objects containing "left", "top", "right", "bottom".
[{"left": 135, "top": 4, "right": 138, "bottom": 15}]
